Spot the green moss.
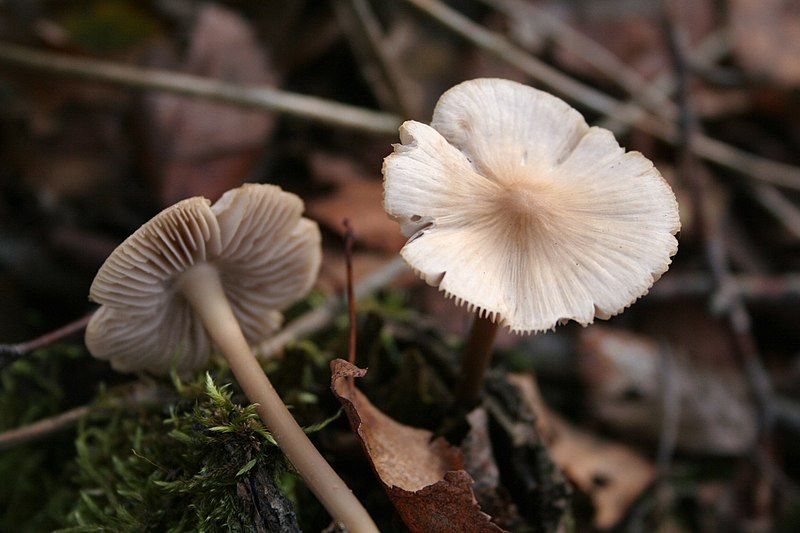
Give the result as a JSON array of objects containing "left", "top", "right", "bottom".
[
  {"left": 64, "top": 372, "right": 298, "bottom": 532},
  {"left": 0, "top": 346, "right": 84, "bottom": 532},
  {"left": 0, "top": 292, "right": 471, "bottom": 531}
]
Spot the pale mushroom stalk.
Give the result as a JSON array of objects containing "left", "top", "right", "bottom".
[
  {"left": 454, "top": 314, "right": 500, "bottom": 407},
  {"left": 180, "top": 263, "right": 378, "bottom": 533}
]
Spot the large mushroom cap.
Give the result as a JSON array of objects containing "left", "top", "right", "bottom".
[
  {"left": 383, "top": 78, "right": 680, "bottom": 334},
  {"left": 86, "top": 184, "right": 321, "bottom": 374}
]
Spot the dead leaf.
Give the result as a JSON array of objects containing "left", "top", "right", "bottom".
[
  {"left": 330, "top": 359, "right": 505, "bottom": 533},
  {"left": 508, "top": 373, "right": 656, "bottom": 530},
  {"left": 730, "top": 0, "right": 800, "bottom": 87},
  {"left": 142, "top": 4, "right": 277, "bottom": 205},
  {"left": 307, "top": 152, "right": 406, "bottom": 253},
  {"left": 578, "top": 327, "right": 757, "bottom": 455}
]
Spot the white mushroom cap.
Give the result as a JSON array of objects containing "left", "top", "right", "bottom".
[
  {"left": 86, "top": 184, "right": 321, "bottom": 374},
  {"left": 383, "top": 78, "right": 680, "bottom": 334}
]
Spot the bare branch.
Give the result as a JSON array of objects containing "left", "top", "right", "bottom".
[
  {"left": 343, "top": 219, "right": 358, "bottom": 364},
  {"left": 0, "top": 313, "right": 92, "bottom": 369},
  {"left": 256, "top": 257, "right": 408, "bottom": 358},
  {"left": 0, "top": 42, "right": 401, "bottom": 135}
]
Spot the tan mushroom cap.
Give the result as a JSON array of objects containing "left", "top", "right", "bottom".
[
  {"left": 383, "top": 78, "right": 680, "bottom": 334},
  {"left": 86, "top": 184, "right": 321, "bottom": 374}
]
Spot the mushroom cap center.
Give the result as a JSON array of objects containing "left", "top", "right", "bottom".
[{"left": 490, "top": 178, "right": 560, "bottom": 231}]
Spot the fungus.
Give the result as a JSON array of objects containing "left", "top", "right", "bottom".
[
  {"left": 85, "top": 183, "right": 378, "bottom": 533},
  {"left": 382, "top": 78, "right": 680, "bottom": 407}
]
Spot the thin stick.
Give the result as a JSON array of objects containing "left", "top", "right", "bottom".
[
  {"left": 333, "top": 0, "right": 417, "bottom": 117},
  {"left": 256, "top": 256, "right": 408, "bottom": 358},
  {"left": 401, "top": 0, "right": 800, "bottom": 190},
  {"left": 656, "top": 343, "right": 681, "bottom": 472},
  {"left": 454, "top": 314, "right": 500, "bottom": 408},
  {"left": 750, "top": 183, "right": 800, "bottom": 240},
  {"left": 664, "top": 2, "right": 775, "bottom": 444},
  {"left": 0, "top": 313, "right": 92, "bottom": 367},
  {"left": 343, "top": 219, "right": 357, "bottom": 364},
  {"left": 649, "top": 273, "right": 800, "bottom": 301},
  {"left": 0, "top": 382, "right": 161, "bottom": 451},
  {"left": 598, "top": 30, "right": 731, "bottom": 134},
  {"left": 479, "top": 0, "right": 676, "bottom": 118},
  {"left": 0, "top": 42, "right": 401, "bottom": 135},
  {"left": 0, "top": 405, "right": 89, "bottom": 451}
]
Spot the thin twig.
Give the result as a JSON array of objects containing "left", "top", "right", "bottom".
[
  {"left": 598, "top": 30, "right": 731, "bottom": 134},
  {"left": 0, "top": 42, "right": 402, "bottom": 135},
  {"left": 0, "top": 313, "right": 92, "bottom": 368},
  {"left": 401, "top": 0, "right": 800, "bottom": 189},
  {"left": 0, "top": 382, "right": 161, "bottom": 451},
  {"left": 664, "top": 0, "right": 775, "bottom": 445},
  {"left": 0, "top": 405, "right": 89, "bottom": 451},
  {"left": 256, "top": 257, "right": 408, "bottom": 358},
  {"left": 479, "top": 0, "right": 676, "bottom": 118},
  {"left": 750, "top": 184, "right": 800, "bottom": 240},
  {"left": 333, "top": 0, "right": 418, "bottom": 118},
  {"left": 649, "top": 273, "right": 800, "bottom": 301},
  {"left": 656, "top": 343, "right": 681, "bottom": 472},
  {"left": 343, "top": 219, "right": 358, "bottom": 364}
]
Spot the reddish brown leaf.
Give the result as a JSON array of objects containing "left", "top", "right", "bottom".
[
  {"left": 508, "top": 373, "right": 656, "bottom": 530},
  {"left": 142, "top": 4, "right": 277, "bottom": 205},
  {"left": 330, "top": 359, "right": 505, "bottom": 533},
  {"left": 307, "top": 152, "right": 407, "bottom": 253}
]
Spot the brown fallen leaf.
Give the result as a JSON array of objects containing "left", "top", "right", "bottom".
[
  {"left": 507, "top": 373, "right": 656, "bottom": 530},
  {"left": 330, "top": 359, "right": 505, "bottom": 533},
  {"left": 142, "top": 3, "right": 277, "bottom": 205},
  {"left": 308, "top": 152, "right": 406, "bottom": 253},
  {"left": 578, "top": 326, "right": 757, "bottom": 455}
]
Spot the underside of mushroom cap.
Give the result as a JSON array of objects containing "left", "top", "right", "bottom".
[
  {"left": 383, "top": 78, "right": 680, "bottom": 334},
  {"left": 86, "top": 184, "right": 321, "bottom": 374}
]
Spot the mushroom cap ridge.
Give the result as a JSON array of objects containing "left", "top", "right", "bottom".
[
  {"left": 382, "top": 78, "right": 680, "bottom": 334},
  {"left": 86, "top": 184, "right": 321, "bottom": 374}
]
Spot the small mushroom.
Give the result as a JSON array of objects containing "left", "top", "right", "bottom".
[
  {"left": 382, "top": 78, "right": 680, "bottom": 407},
  {"left": 86, "top": 184, "right": 378, "bottom": 533}
]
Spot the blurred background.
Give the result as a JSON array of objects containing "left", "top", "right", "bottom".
[{"left": 0, "top": 0, "right": 799, "bottom": 531}]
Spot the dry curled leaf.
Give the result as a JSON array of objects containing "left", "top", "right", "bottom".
[
  {"left": 508, "top": 373, "right": 656, "bottom": 530},
  {"left": 330, "top": 359, "right": 505, "bottom": 533},
  {"left": 578, "top": 326, "right": 757, "bottom": 454},
  {"left": 307, "top": 152, "right": 407, "bottom": 253},
  {"left": 143, "top": 4, "right": 277, "bottom": 205}
]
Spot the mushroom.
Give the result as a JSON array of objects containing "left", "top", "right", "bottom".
[
  {"left": 382, "top": 78, "right": 680, "bottom": 407},
  {"left": 85, "top": 184, "right": 378, "bottom": 533}
]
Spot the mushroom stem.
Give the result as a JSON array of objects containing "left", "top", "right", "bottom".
[
  {"left": 454, "top": 314, "right": 500, "bottom": 408},
  {"left": 179, "top": 263, "right": 378, "bottom": 533}
]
